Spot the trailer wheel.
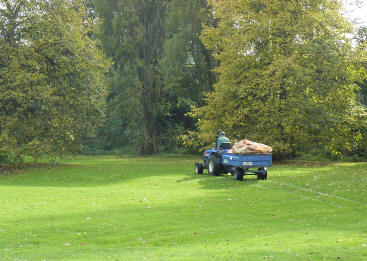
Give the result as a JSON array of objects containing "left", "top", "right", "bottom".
[
  {"left": 233, "top": 168, "right": 244, "bottom": 181},
  {"left": 195, "top": 162, "right": 203, "bottom": 174},
  {"left": 230, "top": 167, "right": 236, "bottom": 176},
  {"left": 208, "top": 157, "right": 220, "bottom": 176},
  {"left": 257, "top": 167, "right": 267, "bottom": 180}
]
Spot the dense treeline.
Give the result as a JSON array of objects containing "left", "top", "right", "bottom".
[
  {"left": 1, "top": 0, "right": 367, "bottom": 163},
  {"left": 91, "top": 0, "right": 367, "bottom": 159},
  {"left": 0, "top": 0, "right": 109, "bottom": 164},
  {"left": 193, "top": 0, "right": 367, "bottom": 159},
  {"left": 89, "top": 0, "right": 215, "bottom": 154}
]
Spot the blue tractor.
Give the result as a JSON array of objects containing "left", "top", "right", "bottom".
[{"left": 194, "top": 136, "right": 272, "bottom": 181}]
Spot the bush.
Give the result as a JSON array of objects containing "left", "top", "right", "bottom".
[{"left": 0, "top": 151, "right": 23, "bottom": 166}]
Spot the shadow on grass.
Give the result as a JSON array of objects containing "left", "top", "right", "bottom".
[
  {"left": 2, "top": 156, "right": 364, "bottom": 189},
  {"left": 177, "top": 172, "right": 260, "bottom": 189},
  {"left": 0, "top": 162, "right": 79, "bottom": 176},
  {"left": 0, "top": 154, "right": 269, "bottom": 189},
  {"left": 0, "top": 157, "right": 202, "bottom": 188},
  {"left": 0, "top": 163, "right": 262, "bottom": 191}
]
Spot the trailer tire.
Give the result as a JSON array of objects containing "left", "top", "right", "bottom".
[
  {"left": 257, "top": 167, "right": 267, "bottom": 180},
  {"left": 208, "top": 157, "right": 220, "bottom": 176},
  {"left": 233, "top": 168, "right": 244, "bottom": 181},
  {"left": 230, "top": 167, "right": 236, "bottom": 176},
  {"left": 195, "top": 162, "right": 203, "bottom": 174}
]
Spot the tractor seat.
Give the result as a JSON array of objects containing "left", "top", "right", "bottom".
[{"left": 219, "top": 142, "right": 231, "bottom": 150}]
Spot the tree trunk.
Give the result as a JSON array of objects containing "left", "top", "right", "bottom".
[
  {"left": 204, "top": 48, "right": 215, "bottom": 92},
  {"left": 140, "top": 118, "right": 157, "bottom": 154}
]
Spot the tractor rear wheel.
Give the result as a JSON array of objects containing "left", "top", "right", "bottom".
[{"left": 208, "top": 157, "right": 220, "bottom": 176}]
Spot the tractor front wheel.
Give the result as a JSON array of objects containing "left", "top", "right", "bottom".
[{"left": 195, "top": 162, "right": 203, "bottom": 174}]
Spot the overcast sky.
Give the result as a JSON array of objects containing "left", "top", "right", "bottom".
[{"left": 342, "top": 0, "right": 367, "bottom": 28}]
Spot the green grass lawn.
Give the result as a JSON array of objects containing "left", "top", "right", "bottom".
[{"left": 0, "top": 155, "right": 366, "bottom": 261}]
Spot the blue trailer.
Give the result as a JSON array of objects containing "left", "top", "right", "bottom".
[{"left": 194, "top": 143, "right": 272, "bottom": 181}]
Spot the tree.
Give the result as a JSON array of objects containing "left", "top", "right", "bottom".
[
  {"left": 93, "top": 0, "right": 166, "bottom": 154},
  {"left": 354, "top": 27, "right": 367, "bottom": 106},
  {"left": 0, "top": 0, "right": 109, "bottom": 162},
  {"left": 159, "top": 0, "right": 216, "bottom": 148},
  {"left": 347, "top": 27, "right": 367, "bottom": 156},
  {"left": 196, "top": 0, "right": 358, "bottom": 158},
  {"left": 92, "top": 0, "right": 217, "bottom": 154}
]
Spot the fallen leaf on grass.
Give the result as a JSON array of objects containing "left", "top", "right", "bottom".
[{"left": 318, "top": 192, "right": 328, "bottom": 196}]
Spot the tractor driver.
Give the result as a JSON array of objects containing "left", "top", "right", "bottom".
[{"left": 217, "top": 131, "right": 230, "bottom": 149}]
